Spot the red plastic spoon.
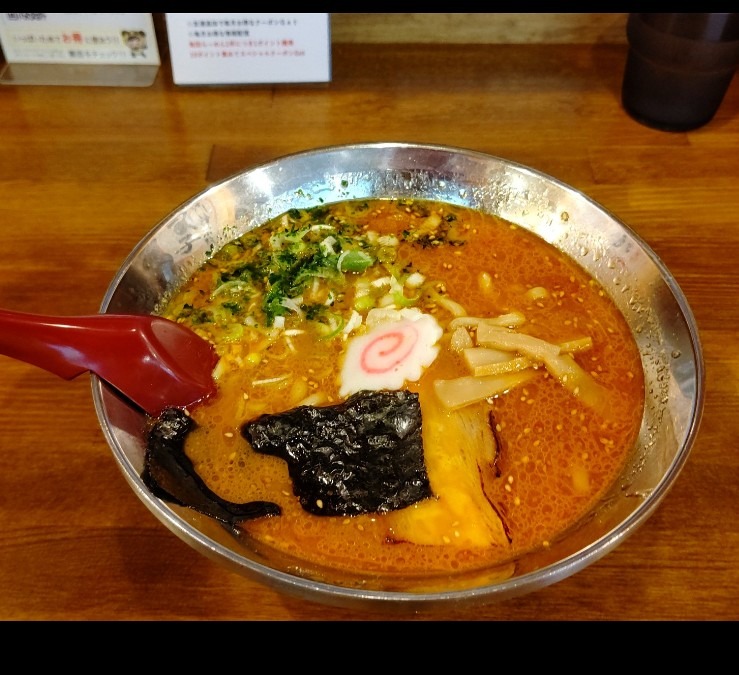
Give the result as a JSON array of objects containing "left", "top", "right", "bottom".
[{"left": 0, "top": 308, "right": 219, "bottom": 416}]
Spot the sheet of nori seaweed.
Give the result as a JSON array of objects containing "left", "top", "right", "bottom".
[
  {"left": 241, "top": 390, "right": 433, "bottom": 516},
  {"left": 143, "top": 407, "right": 281, "bottom": 528}
]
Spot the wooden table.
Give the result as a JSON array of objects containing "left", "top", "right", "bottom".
[{"left": 0, "top": 42, "right": 737, "bottom": 621}]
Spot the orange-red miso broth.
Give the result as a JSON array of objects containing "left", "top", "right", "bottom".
[{"left": 153, "top": 197, "right": 645, "bottom": 581}]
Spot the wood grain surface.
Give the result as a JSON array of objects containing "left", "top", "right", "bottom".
[
  {"left": 0, "top": 40, "right": 737, "bottom": 621},
  {"left": 329, "top": 13, "right": 630, "bottom": 45}
]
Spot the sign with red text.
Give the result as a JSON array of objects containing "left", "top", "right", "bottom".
[
  {"left": 165, "top": 13, "right": 331, "bottom": 86},
  {"left": 0, "top": 13, "right": 160, "bottom": 66}
]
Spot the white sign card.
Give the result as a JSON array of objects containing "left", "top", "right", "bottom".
[
  {"left": 165, "top": 13, "right": 331, "bottom": 86},
  {"left": 0, "top": 13, "right": 160, "bottom": 66}
]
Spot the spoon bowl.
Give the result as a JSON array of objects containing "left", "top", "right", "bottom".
[{"left": 0, "top": 308, "right": 218, "bottom": 415}]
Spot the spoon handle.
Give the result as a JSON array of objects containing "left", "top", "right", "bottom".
[
  {"left": 0, "top": 308, "right": 125, "bottom": 380},
  {"left": 0, "top": 307, "right": 218, "bottom": 415}
]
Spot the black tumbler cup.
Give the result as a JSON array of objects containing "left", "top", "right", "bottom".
[{"left": 622, "top": 13, "right": 739, "bottom": 131}]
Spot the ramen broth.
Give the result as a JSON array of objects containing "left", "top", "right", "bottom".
[{"left": 158, "top": 198, "right": 645, "bottom": 578}]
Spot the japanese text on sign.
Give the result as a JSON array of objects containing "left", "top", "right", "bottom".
[
  {"left": 165, "top": 13, "right": 331, "bottom": 86},
  {"left": 0, "top": 13, "right": 160, "bottom": 66}
]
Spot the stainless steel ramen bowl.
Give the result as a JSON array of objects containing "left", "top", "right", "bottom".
[{"left": 94, "top": 142, "right": 704, "bottom": 611}]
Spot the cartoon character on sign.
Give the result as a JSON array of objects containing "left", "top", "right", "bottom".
[{"left": 122, "top": 30, "right": 147, "bottom": 58}]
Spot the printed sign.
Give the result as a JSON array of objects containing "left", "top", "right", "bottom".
[
  {"left": 165, "top": 13, "right": 331, "bottom": 86},
  {"left": 0, "top": 13, "right": 160, "bottom": 66}
]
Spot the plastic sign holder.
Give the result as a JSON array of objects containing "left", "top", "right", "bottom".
[
  {"left": 165, "top": 13, "right": 331, "bottom": 86},
  {"left": 0, "top": 13, "right": 160, "bottom": 87}
]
